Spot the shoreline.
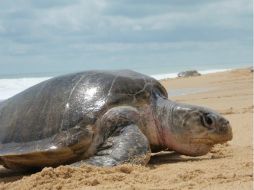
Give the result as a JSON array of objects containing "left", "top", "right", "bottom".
[
  {"left": 0, "top": 66, "right": 252, "bottom": 100},
  {"left": 0, "top": 64, "right": 252, "bottom": 80}
]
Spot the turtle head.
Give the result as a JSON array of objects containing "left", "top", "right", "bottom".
[{"left": 156, "top": 99, "right": 233, "bottom": 156}]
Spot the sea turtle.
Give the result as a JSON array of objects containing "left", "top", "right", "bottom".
[{"left": 0, "top": 70, "right": 232, "bottom": 170}]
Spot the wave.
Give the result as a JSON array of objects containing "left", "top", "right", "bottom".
[
  {"left": 0, "top": 77, "right": 50, "bottom": 100},
  {"left": 0, "top": 69, "right": 231, "bottom": 100}
]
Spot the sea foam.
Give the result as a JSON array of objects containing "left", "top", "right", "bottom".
[
  {"left": 0, "top": 77, "right": 50, "bottom": 100},
  {"left": 0, "top": 69, "right": 230, "bottom": 101}
]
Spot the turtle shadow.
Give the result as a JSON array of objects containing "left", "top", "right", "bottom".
[
  {"left": 0, "top": 167, "right": 38, "bottom": 183},
  {"left": 148, "top": 151, "right": 222, "bottom": 166}
]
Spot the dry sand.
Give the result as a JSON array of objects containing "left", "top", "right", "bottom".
[{"left": 0, "top": 68, "right": 253, "bottom": 190}]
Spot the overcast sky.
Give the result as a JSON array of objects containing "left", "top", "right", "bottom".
[{"left": 0, "top": 0, "right": 252, "bottom": 76}]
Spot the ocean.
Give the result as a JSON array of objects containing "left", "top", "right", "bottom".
[{"left": 1, "top": 63, "right": 251, "bottom": 101}]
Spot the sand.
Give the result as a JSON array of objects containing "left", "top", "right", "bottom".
[{"left": 0, "top": 68, "right": 253, "bottom": 190}]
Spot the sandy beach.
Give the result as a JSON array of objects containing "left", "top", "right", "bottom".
[{"left": 0, "top": 68, "right": 253, "bottom": 190}]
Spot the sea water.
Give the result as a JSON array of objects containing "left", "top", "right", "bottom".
[{"left": 0, "top": 67, "right": 240, "bottom": 101}]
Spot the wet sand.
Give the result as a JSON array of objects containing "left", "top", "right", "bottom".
[{"left": 0, "top": 68, "right": 253, "bottom": 190}]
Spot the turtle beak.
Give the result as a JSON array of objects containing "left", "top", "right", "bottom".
[
  {"left": 212, "top": 117, "right": 233, "bottom": 142},
  {"left": 201, "top": 112, "right": 233, "bottom": 142},
  {"left": 217, "top": 120, "right": 233, "bottom": 141}
]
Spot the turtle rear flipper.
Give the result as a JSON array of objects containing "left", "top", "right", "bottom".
[
  {"left": 0, "top": 148, "right": 77, "bottom": 170},
  {"left": 72, "top": 124, "right": 151, "bottom": 166},
  {"left": 0, "top": 125, "right": 94, "bottom": 170}
]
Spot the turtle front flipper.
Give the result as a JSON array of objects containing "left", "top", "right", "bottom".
[
  {"left": 72, "top": 123, "right": 151, "bottom": 166},
  {"left": 71, "top": 106, "right": 151, "bottom": 167}
]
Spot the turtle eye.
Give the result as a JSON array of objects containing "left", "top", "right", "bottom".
[{"left": 201, "top": 113, "right": 214, "bottom": 128}]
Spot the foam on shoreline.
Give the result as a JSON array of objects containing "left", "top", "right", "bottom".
[
  {"left": 0, "top": 77, "right": 50, "bottom": 100},
  {"left": 151, "top": 68, "right": 230, "bottom": 80}
]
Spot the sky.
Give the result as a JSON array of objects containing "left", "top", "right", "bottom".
[{"left": 0, "top": 0, "right": 252, "bottom": 77}]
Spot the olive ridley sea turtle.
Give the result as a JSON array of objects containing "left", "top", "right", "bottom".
[{"left": 0, "top": 70, "right": 232, "bottom": 170}]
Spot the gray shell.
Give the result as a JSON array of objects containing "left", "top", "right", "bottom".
[{"left": 0, "top": 70, "right": 167, "bottom": 154}]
